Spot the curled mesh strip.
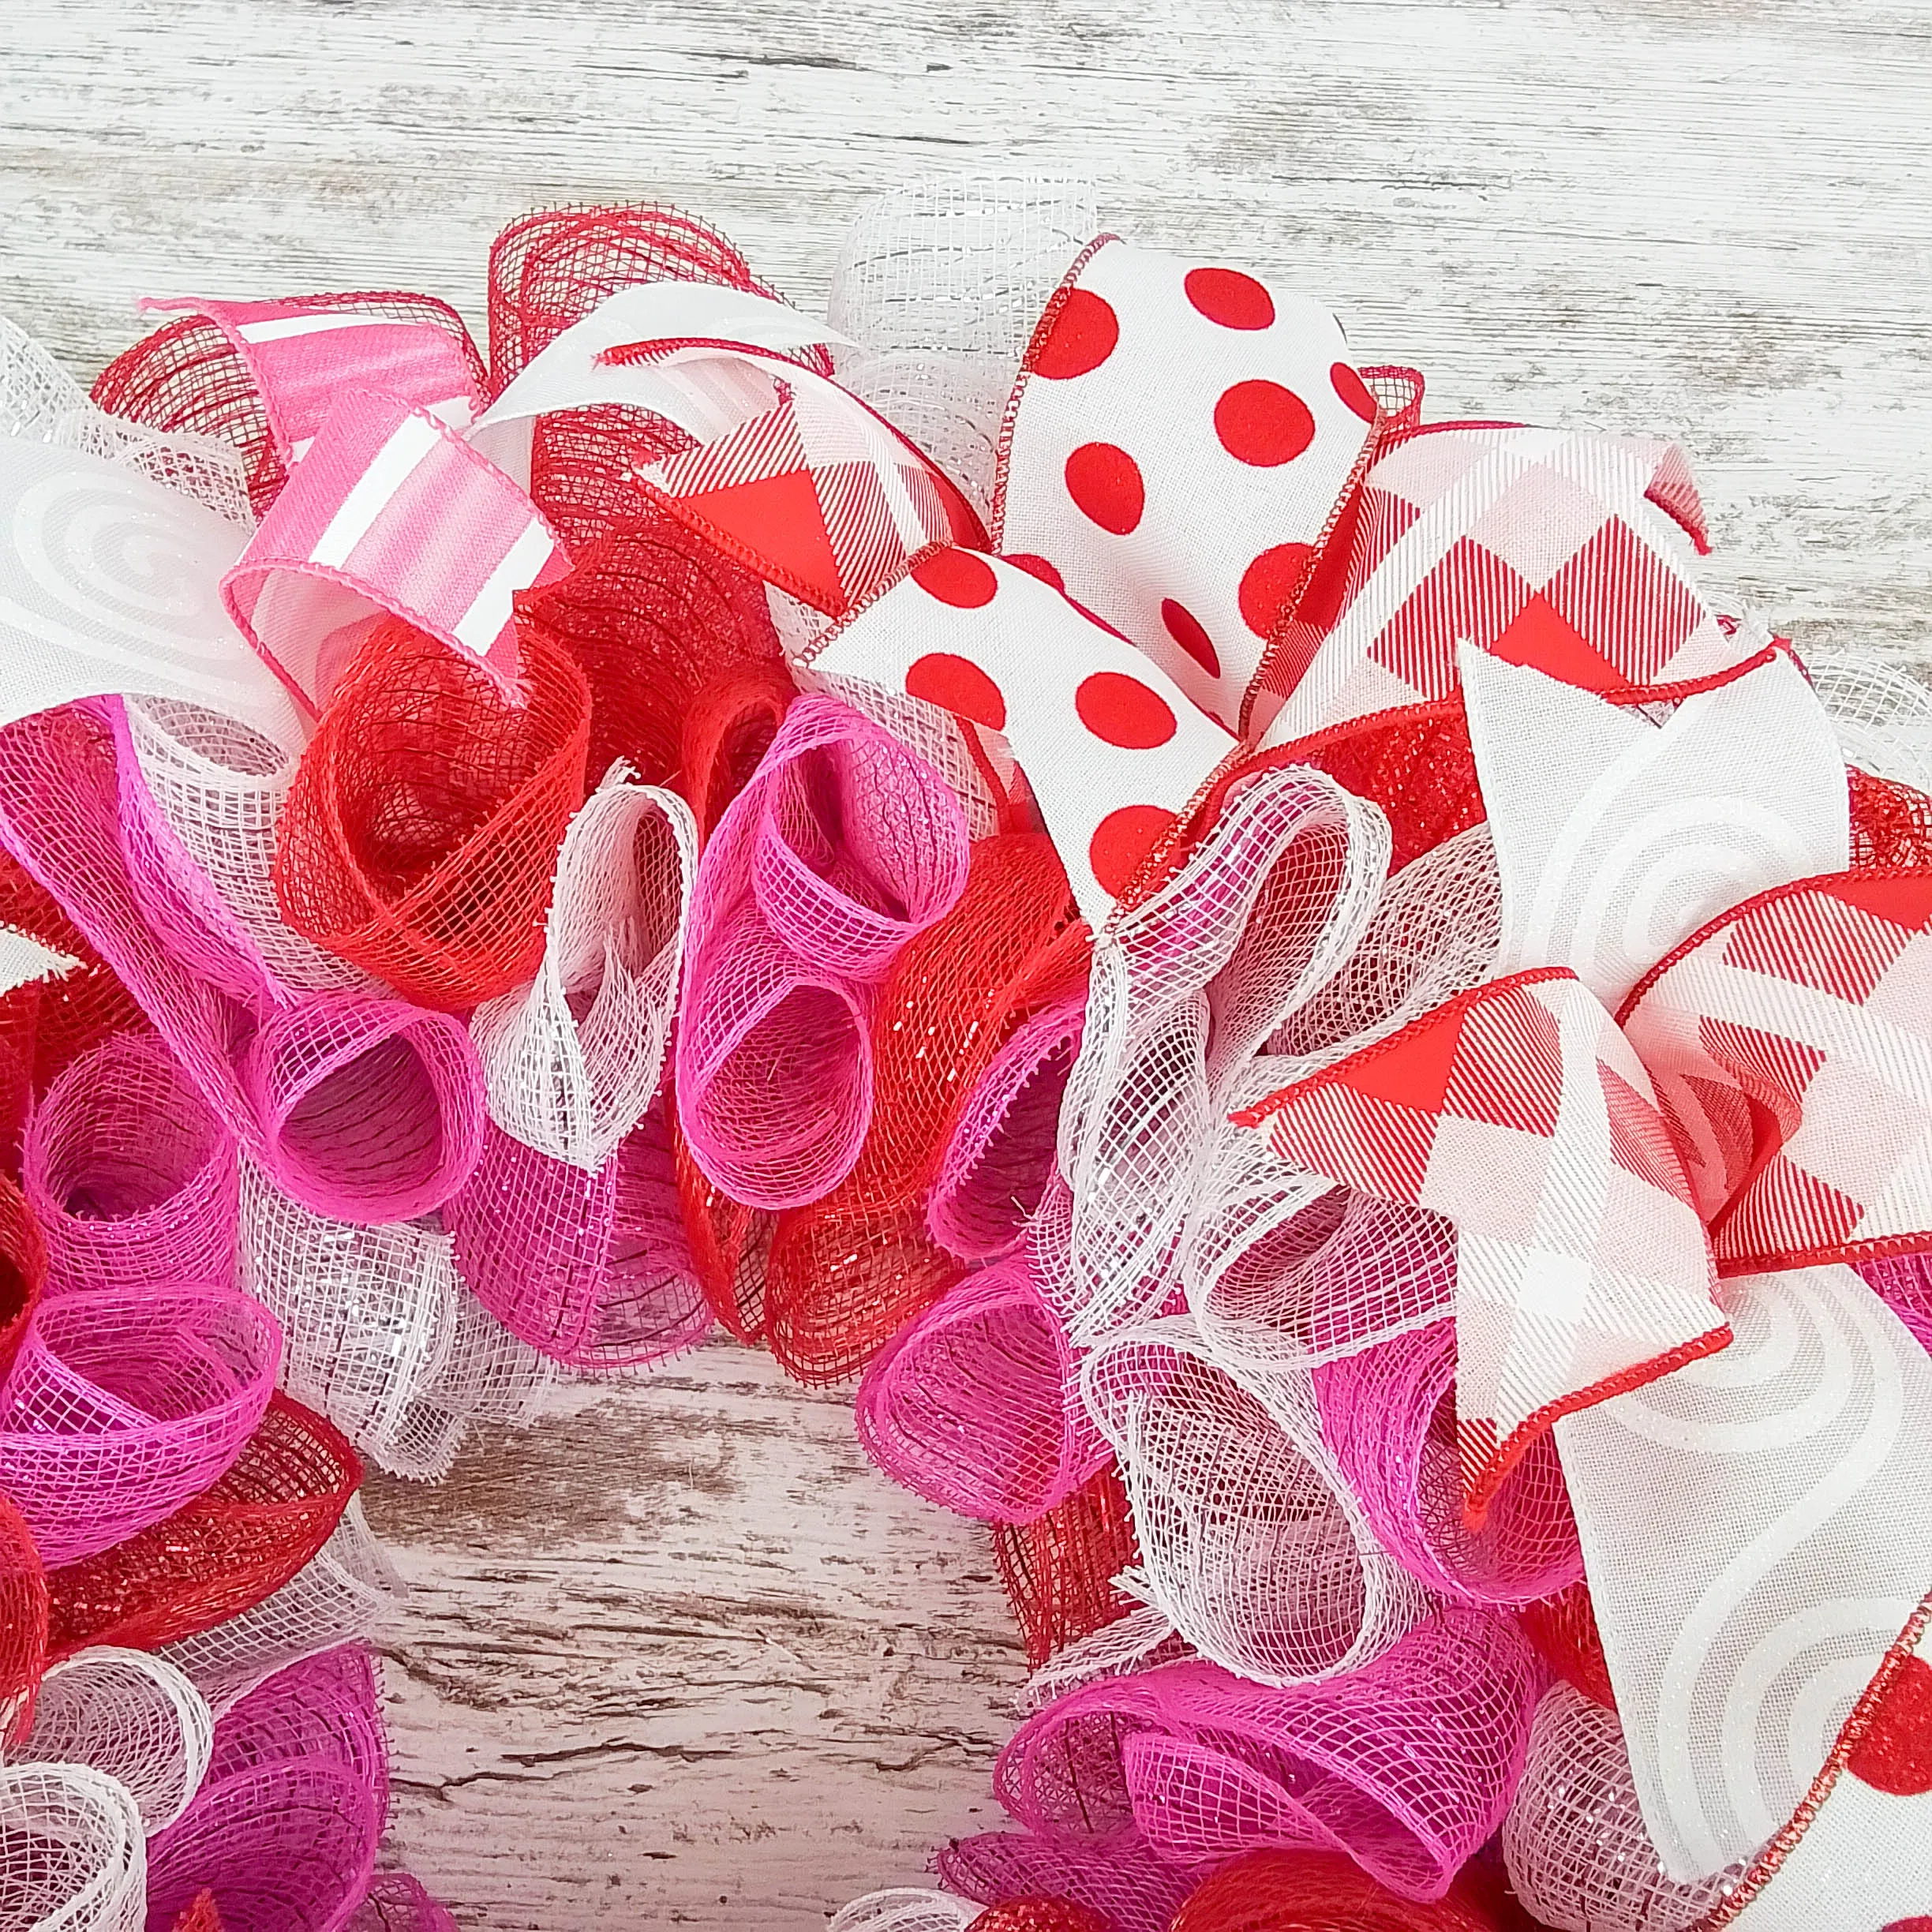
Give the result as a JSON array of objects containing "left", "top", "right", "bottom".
[
  {"left": 159, "top": 1498, "right": 403, "bottom": 1717},
  {"left": 1501, "top": 1684, "right": 1743, "bottom": 1931},
  {"left": 0, "top": 1761, "right": 147, "bottom": 1932},
  {"left": 676, "top": 695, "right": 970, "bottom": 1210},
  {"left": 1080, "top": 1315, "right": 1428, "bottom": 1687},
  {"left": 856, "top": 1252, "right": 1108, "bottom": 1524},
  {"left": 1058, "top": 766, "right": 1390, "bottom": 1345},
  {"left": 1312, "top": 1318, "right": 1584, "bottom": 1605},
  {"left": 471, "top": 769, "right": 696, "bottom": 1170},
  {"left": 992, "top": 1460, "right": 1144, "bottom": 1672},
  {"left": 996, "top": 1609, "right": 1542, "bottom": 1903},
  {"left": 3, "top": 1647, "right": 213, "bottom": 1833},
  {"left": 935, "top": 1829, "right": 1193, "bottom": 1932},
  {"left": 1803, "top": 647, "right": 1932, "bottom": 794},
  {"left": 23, "top": 1030, "right": 239, "bottom": 1297},
  {"left": 344, "top": 1872, "right": 459, "bottom": 1932},
  {"left": 0, "top": 1285, "right": 281, "bottom": 1566},
  {"left": 827, "top": 1890, "right": 982, "bottom": 1932}
]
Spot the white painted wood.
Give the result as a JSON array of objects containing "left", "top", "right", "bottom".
[{"left": 4, "top": 2, "right": 1929, "bottom": 1923}]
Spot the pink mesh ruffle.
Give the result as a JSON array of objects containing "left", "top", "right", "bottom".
[
  {"left": 994, "top": 1609, "right": 1542, "bottom": 1902},
  {"left": 936, "top": 1829, "right": 1194, "bottom": 1932},
  {"left": 675, "top": 695, "right": 971, "bottom": 1209},
  {"left": 0, "top": 1284, "right": 279, "bottom": 1565},
  {"left": 856, "top": 1252, "right": 1107, "bottom": 1522},
  {"left": 0, "top": 702, "right": 485, "bottom": 1223},
  {"left": 1312, "top": 1320, "right": 1584, "bottom": 1605},
  {"left": 22, "top": 1030, "right": 239, "bottom": 1297}
]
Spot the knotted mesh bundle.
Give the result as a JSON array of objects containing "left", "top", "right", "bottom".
[
  {"left": 1500, "top": 1685, "right": 1743, "bottom": 1931},
  {"left": 935, "top": 1829, "right": 1194, "bottom": 1932},
  {"left": 144, "top": 1648, "right": 387, "bottom": 1932},
  {"left": 928, "top": 990, "right": 1087, "bottom": 1264},
  {"left": 44, "top": 1393, "right": 358, "bottom": 1662},
  {"left": 1312, "top": 1320, "right": 1584, "bottom": 1605},
  {"left": 470, "top": 769, "right": 695, "bottom": 1169},
  {"left": 762, "top": 831, "right": 1084, "bottom": 1381},
  {"left": 0, "top": 1284, "right": 280, "bottom": 1565},
  {"left": 856, "top": 1252, "right": 1107, "bottom": 1522},
  {"left": 1079, "top": 1316, "right": 1428, "bottom": 1687},
  {"left": 22, "top": 1031, "right": 239, "bottom": 1297},
  {"left": 447, "top": 1102, "right": 709, "bottom": 1369},
  {"left": 3, "top": 1647, "right": 213, "bottom": 1833},
  {"left": 1164, "top": 1849, "right": 1516, "bottom": 1931},
  {"left": 0, "top": 1761, "right": 147, "bottom": 1932},
  {"left": 995, "top": 1609, "right": 1541, "bottom": 1901},
  {"left": 273, "top": 619, "right": 592, "bottom": 1010},
  {"left": 676, "top": 695, "right": 972, "bottom": 1210},
  {"left": 0, "top": 702, "right": 485, "bottom": 1223},
  {"left": 1058, "top": 766, "right": 1388, "bottom": 1345},
  {"left": 992, "top": 1460, "right": 1144, "bottom": 1671}
]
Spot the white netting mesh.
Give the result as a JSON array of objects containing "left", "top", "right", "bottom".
[
  {"left": 121, "top": 697, "right": 365, "bottom": 995},
  {"left": 470, "top": 768, "right": 695, "bottom": 1170},
  {"left": 1802, "top": 646, "right": 1932, "bottom": 792},
  {"left": 1, "top": 314, "right": 252, "bottom": 528},
  {"left": 1054, "top": 765, "right": 1389, "bottom": 1343},
  {"left": 1017, "top": 1603, "right": 1193, "bottom": 1716},
  {"left": 158, "top": 1499, "right": 405, "bottom": 1717},
  {"left": 1502, "top": 1685, "right": 1745, "bottom": 1931},
  {"left": 827, "top": 174, "right": 1099, "bottom": 523},
  {"left": 1080, "top": 1313, "right": 1429, "bottom": 1689},
  {"left": 237, "top": 1158, "right": 559, "bottom": 1480},
  {"left": 2, "top": 1649, "right": 212, "bottom": 1837},
  {"left": 826, "top": 1889, "right": 982, "bottom": 1932},
  {"left": 0, "top": 1762, "right": 147, "bottom": 1932}
]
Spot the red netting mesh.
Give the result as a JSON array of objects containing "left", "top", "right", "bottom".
[
  {"left": 672, "top": 1110, "right": 773, "bottom": 1345},
  {"left": 969, "top": 1901, "right": 1114, "bottom": 1932},
  {"left": 0, "top": 1171, "right": 47, "bottom": 1385},
  {"left": 515, "top": 513, "right": 787, "bottom": 802},
  {"left": 1166, "top": 1849, "right": 1515, "bottom": 1931},
  {"left": 169, "top": 1889, "right": 227, "bottom": 1932},
  {"left": 991, "top": 1461, "right": 1143, "bottom": 1670},
  {"left": 92, "top": 291, "right": 485, "bottom": 519},
  {"left": 1296, "top": 707, "right": 1481, "bottom": 874},
  {"left": 763, "top": 833, "right": 1086, "bottom": 1383},
  {"left": 44, "top": 1391, "right": 359, "bottom": 1662},
  {"left": 1848, "top": 765, "right": 1932, "bottom": 870},
  {"left": 0, "top": 1490, "right": 47, "bottom": 1740},
  {"left": 1515, "top": 1578, "right": 1616, "bottom": 1711},
  {"left": 272, "top": 618, "right": 591, "bottom": 1011}
]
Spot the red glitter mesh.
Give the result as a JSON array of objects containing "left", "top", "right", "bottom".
[
  {"left": 762, "top": 833, "right": 1085, "bottom": 1383},
  {"left": 92, "top": 292, "right": 485, "bottom": 519},
  {"left": 1516, "top": 1578, "right": 1616, "bottom": 1710},
  {"left": 487, "top": 204, "right": 833, "bottom": 548},
  {"left": 272, "top": 619, "right": 591, "bottom": 1011},
  {"left": 44, "top": 1391, "right": 359, "bottom": 1663},
  {"left": 0, "top": 1490, "right": 47, "bottom": 1740},
  {"left": 0, "top": 1171, "right": 47, "bottom": 1384},
  {"left": 515, "top": 513, "right": 787, "bottom": 802},
  {"left": 992, "top": 1462, "right": 1142, "bottom": 1670},
  {"left": 1848, "top": 766, "right": 1932, "bottom": 870},
  {"left": 969, "top": 1902, "right": 1113, "bottom": 1932},
  {"left": 1297, "top": 706, "right": 1482, "bottom": 873},
  {"left": 1166, "top": 1850, "right": 1512, "bottom": 1931},
  {"left": 673, "top": 1112, "right": 772, "bottom": 1345}
]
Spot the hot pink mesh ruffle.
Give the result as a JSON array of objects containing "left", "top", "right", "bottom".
[
  {"left": 144, "top": 1646, "right": 388, "bottom": 1932},
  {"left": 0, "top": 1283, "right": 279, "bottom": 1566},
  {"left": 1312, "top": 1320, "right": 1584, "bottom": 1605},
  {"left": 22, "top": 1030, "right": 239, "bottom": 1297},
  {"left": 0, "top": 702, "right": 485, "bottom": 1224},
  {"left": 856, "top": 1252, "right": 1107, "bottom": 1522},
  {"left": 994, "top": 1609, "right": 1542, "bottom": 1902},
  {"left": 1862, "top": 1249, "right": 1932, "bottom": 1354},
  {"left": 675, "top": 695, "right": 971, "bottom": 1210}
]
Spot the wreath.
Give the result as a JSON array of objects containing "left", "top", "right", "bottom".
[{"left": 0, "top": 178, "right": 1928, "bottom": 1932}]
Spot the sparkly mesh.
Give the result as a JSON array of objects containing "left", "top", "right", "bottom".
[{"left": 1165, "top": 1849, "right": 1518, "bottom": 1930}]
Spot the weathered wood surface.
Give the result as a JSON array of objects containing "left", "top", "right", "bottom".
[{"left": 4, "top": 0, "right": 1930, "bottom": 1923}]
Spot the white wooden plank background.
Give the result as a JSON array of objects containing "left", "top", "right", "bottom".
[{"left": 5, "top": 2, "right": 1931, "bottom": 1924}]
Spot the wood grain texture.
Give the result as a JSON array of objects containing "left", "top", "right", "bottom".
[{"left": 3, "top": 0, "right": 1930, "bottom": 1923}]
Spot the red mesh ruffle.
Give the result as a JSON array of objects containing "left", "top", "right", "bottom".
[
  {"left": 0, "top": 1170, "right": 47, "bottom": 1384},
  {"left": 1848, "top": 765, "right": 1932, "bottom": 870},
  {"left": 92, "top": 292, "right": 485, "bottom": 519},
  {"left": 44, "top": 1391, "right": 359, "bottom": 1662},
  {"left": 672, "top": 1110, "right": 772, "bottom": 1345},
  {"left": 516, "top": 514, "right": 787, "bottom": 801},
  {"left": 1166, "top": 1849, "right": 1514, "bottom": 1930},
  {"left": 0, "top": 1489, "right": 47, "bottom": 1739},
  {"left": 991, "top": 1461, "right": 1143, "bottom": 1670},
  {"left": 273, "top": 619, "right": 591, "bottom": 1011},
  {"left": 1515, "top": 1578, "right": 1616, "bottom": 1711},
  {"left": 1296, "top": 706, "right": 1481, "bottom": 873},
  {"left": 969, "top": 1902, "right": 1114, "bottom": 1932},
  {"left": 762, "top": 833, "right": 1086, "bottom": 1383}
]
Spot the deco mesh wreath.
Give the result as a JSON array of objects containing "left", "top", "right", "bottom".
[{"left": 0, "top": 176, "right": 1928, "bottom": 1932}]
